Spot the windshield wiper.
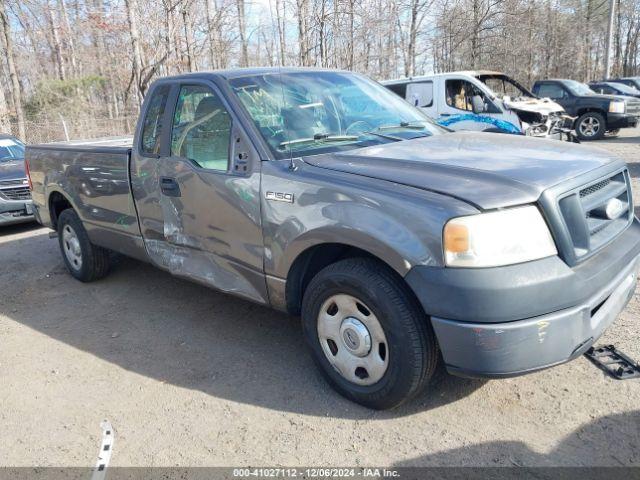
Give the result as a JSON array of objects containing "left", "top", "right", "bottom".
[
  {"left": 279, "top": 133, "right": 358, "bottom": 148},
  {"left": 360, "top": 130, "right": 404, "bottom": 141},
  {"left": 376, "top": 121, "right": 429, "bottom": 131}
]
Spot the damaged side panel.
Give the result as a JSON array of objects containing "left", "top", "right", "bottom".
[
  {"left": 143, "top": 156, "right": 268, "bottom": 305},
  {"left": 145, "top": 238, "right": 268, "bottom": 304},
  {"left": 129, "top": 80, "right": 269, "bottom": 305}
]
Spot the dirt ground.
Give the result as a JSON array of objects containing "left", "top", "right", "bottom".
[{"left": 0, "top": 128, "right": 639, "bottom": 469}]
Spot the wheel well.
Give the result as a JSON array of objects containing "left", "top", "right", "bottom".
[
  {"left": 49, "top": 191, "right": 72, "bottom": 230},
  {"left": 285, "top": 243, "right": 393, "bottom": 316},
  {"left": 576, "top": 108, "right": 605, "bottom": 119}
]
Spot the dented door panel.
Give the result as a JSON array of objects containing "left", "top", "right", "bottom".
[
  {"left": 151, "top": 155, "right": 267, "bottom": 303},
  {"left": 131, "top": 80, "right": 268, "bottom": 304}
]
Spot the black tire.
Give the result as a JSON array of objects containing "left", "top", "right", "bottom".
[
  {"left": 575, "top": 112, "right": 606, "bottom": 141},
  {"left": 57, "top": 208, "right": 110, "bottom": 282},
  {"left": 301, "top": 258, "right": 438, "bottom": 410}
]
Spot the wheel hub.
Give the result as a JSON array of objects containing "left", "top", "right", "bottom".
[
  {"left": 340, "top": 317, "right": 371, "bottom": 357},
  {"left": 580, "top": 116, "right": 600, "bottom": 137},
  {"left": 316, "top": 294, "right": 389, "bottom": 386},
  {"left": 62, "top": 224, "right": 83, "bottom": 270}
]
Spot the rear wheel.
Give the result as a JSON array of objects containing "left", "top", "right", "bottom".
[
  {"left": 301, "top": 258, "right": 438, "bottom": 410},
  {"left": 575, "top": 112, "right": 606, "bottom": 140},
  {"left": 57, "top": 209, "right": 111, "bottom": 282}
]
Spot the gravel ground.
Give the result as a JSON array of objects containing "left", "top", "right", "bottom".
[{"left": 0, "top": 128, "right": 639, "bottom": 469}]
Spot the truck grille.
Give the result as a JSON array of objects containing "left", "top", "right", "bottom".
[
  {"left": 0, "top": 185, "right": 31, "bottom": 201},
  {"left": 557, "top": 170, "right": 632, "bottom": 260},
  {"left": 627, "top": 100, "right": 640, "bottom": 116}
]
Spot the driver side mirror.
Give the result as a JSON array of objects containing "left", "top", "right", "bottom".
[{"left": 471, "top": 95, "right": 486, "bottom": 114}]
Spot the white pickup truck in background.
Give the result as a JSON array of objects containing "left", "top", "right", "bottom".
[{"left": 383, "top": 70, "right": 574, "bottom": 141}]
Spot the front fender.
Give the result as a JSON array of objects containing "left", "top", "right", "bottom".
[
  {"left": 262, "top": 160, "right": 479, "bottom": 280},
  {"left": 273, "top": 217, "right": 429, "bottom": 280}
]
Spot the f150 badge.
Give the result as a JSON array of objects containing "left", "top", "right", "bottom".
[{"left": 266, "top": 191, "right": 294, "bottom": 203}]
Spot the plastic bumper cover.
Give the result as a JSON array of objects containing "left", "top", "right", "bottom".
[
  {"left": 607, "top": 112, "right": 639, "bottom": 129},
  {"left": 405, "top": 220, "right": 640, "bottom": 377},
  {"left": 0, "top": 199, "right": 34, "bottom": 225},
  {"left": 432, "top": 255, "right": 638, "bottom": 377}
]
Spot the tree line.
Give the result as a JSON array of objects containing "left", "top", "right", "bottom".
[{"left": 0, "top": 0, "right": 638, "bottom": 141}]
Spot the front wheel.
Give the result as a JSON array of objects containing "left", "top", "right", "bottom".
[
  {"left": 57, "top": 209, "right": 111, "bottom": 282},
  {"left": 575, "top": 112, "right": 606, "bottom": 140},
  {"left": 301, "top": 258, "right": 438, "bottom": 409}
]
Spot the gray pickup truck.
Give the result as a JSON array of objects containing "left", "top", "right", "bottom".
[{"left": 26, "top": 68, "right": 640, "bottom": 409}]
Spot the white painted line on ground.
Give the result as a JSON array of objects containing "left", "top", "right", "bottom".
[{"left": 90, "top": 420, "right": 114, "bottom": 480}]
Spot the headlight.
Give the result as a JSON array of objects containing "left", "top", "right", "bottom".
[
  {"left": 609, "top": 101, "right": 625, "bottom": 113},
  {"left": 443, "top": 205, "right": 557, "bottom": 267}
]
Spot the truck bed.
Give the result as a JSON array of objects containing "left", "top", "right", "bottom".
[
  {"left": 30, "top": 136, "right": 133, "bottom": 153},
  {"left": 27, "top": 135, "right": 144, "bottom": 259}
]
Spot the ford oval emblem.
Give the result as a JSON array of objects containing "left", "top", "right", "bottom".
[{"left": 605, "top": 198, "right": 626, "bottom": 220}]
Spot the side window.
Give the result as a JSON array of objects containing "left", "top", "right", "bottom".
[
  {"left": 171, "top": 85, "right": 231, "bottom": 172},
  {"left": 407, "top": 82, "right": 433, "bottom": 107},
  {"left": 445, "top": 79, "right": 485, "bottom": 111},
  {"left": 140, "top": 85, "right": 170, "bottom": 155},
  {"left": 385, "top": 83, "right": 407, "bottom": 99},
  {"left": 537, "top": 84, "right": 565, "bottom": 99}
]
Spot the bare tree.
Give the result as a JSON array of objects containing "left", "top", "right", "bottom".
[
  {"left": 0, "top": 0, "right": 25, "bottom": 139},
  {"left": 57, "top": 0, "right": 78, "bottom": 77},
  {"left": 236, "top": 0, "right": 248, "bottom": 67},
  {"left": 274, "top": 0, "right": 286, "bottom": 65},
  {"left": 0, "top": 76, "right": 12, "bottom": 133},
  {"left": 125, "top": 0, "right": 144, "bottom": 106},
  {"left": 0, "top": 0, "right": 639, "bottom": 142},
  {"left": 296, "top": 0, "right": 310, "bottom": 65}
]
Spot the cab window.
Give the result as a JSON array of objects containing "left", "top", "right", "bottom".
[
  {"left": 537, "top": 83, "right": 566, "bottom": 99},
  {"left": 140, "top": 85, "right": 170, "bottom": 155},
  {"left": 385, "top": 82, "right": 408, "bottom": 98},
  {"left": 171, "top": 85, "right": 231, "bottom": 171}
]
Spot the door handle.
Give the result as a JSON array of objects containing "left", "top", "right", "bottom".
[{"left": 160, "top": 177, "right": 181, "bottom": 197}]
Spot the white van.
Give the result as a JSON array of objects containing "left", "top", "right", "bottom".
[{"left": 383, "top": 71, "right": 573, "bottom": 140}]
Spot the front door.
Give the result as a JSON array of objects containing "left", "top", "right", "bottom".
[
  {"left": 439, "top": 78, "right": 520, "bottom": 133},
  {"left": 131, "top": 81, "right": 267, "bottom": 304},
  {"left": 537, "top": 83, "right": 573, "bottom": 112}
]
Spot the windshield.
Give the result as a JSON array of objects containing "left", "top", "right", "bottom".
[
  {"left": 477, "top": 74, "right": 533, "bottom": 99},
  {"left": 564, "top": 80, "right": 595, "bottom": 96},
  {"left": 0, "top": 137, "right": 25, "bottom": 163},
  {"left": 229, "top": 71, "right": 443, "bottom": 159},
  {"left": 608, "top": 83, "right": 640, "bottom": 95}
]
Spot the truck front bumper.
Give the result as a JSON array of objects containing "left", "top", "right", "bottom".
[
  {"left": 607, "top": 112, "right": 639, "bottom": 130},
  {"left": 0, "top": 199, "right": 35, "bottom": 226},
  {"left": 405, "top": 220, "right": 640, "bottom": 378}
]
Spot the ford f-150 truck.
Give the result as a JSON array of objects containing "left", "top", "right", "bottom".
[{"left": 26, "top": 68, "right": 640, "bottom": 409}]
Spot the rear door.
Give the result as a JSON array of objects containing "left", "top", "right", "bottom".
[{"left": 130, "top": 80, "right": 267, "bottom": 304}]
